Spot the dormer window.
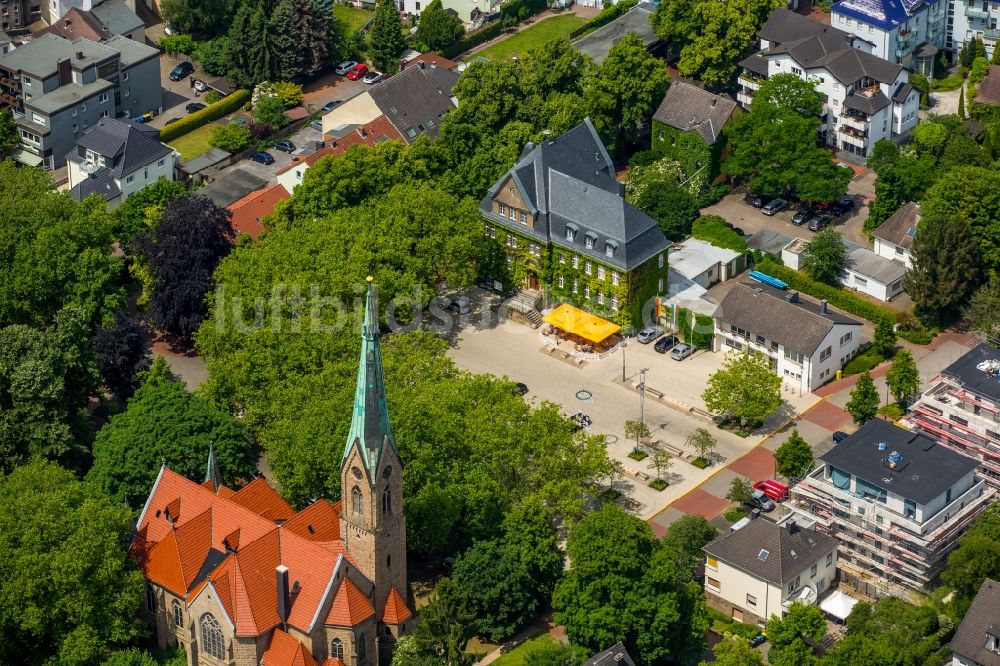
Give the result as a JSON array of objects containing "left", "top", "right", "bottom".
[
  {"left": 584, "top": 231, "right": 597, "bottom": 249},
  {"left": 605, "top": 241, "right": 618, "bottom": 257},
  {"left": 565, "top": 223, "right": 578, "bottom": 241},
  {"left": 585, "top": 236, "right": 594, "bottom": 249}
]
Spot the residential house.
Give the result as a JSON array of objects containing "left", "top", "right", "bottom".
[
  {"left": 321, "top": 61, "right": 458, "bottom": 140},
  {"left": 572, "top": 2, "right": 663, "bottom": 64},
  {"left": 227, "top": 183, "right": 289, "bottom": 239},
  {"left": 737, "top": 8, "right": 920, "bottom": 158},
  {"left": 950, "top": 0, "right": 1000, "bottom": 60},
  {"left": 951, "top": 578, "right": 1000, "bottom": 666},
  {"left": 0, "top": 31, "right": 12, "bottom": 55},
  {"left": 651, "top": 80, "right": 737, "bottom": 176},
  {"left": 0, "top": 0, "right": 39, "bottom": 32},
  {"left": 0, "top": 32, "right": 161, "bottom": 169},
  {"left": 44, "top": 0, "right": 144, "bottom": 42},
  {"left": 790, "top": 418, "right": 993, "bottom": 595},
  {"left": 873, "top": 201, "right": 919, "bottom": 268},
  {"left": 135, "top": 281, "right": 413, "bottom": 666},
  {"left": 479, "top": 118, "right": 671, "bottom": 327},
  {"left": 583, "top": 643, "right": 637, "bottom": 666},
  {"left": 669, "top": 238, "right": 744, "bottom": 289},
  {"left": 911, "top": 343, "right": 1000, "bottom": 490},
  {"left": 976, "top": 65, "right": 1000, "bottom": 107},
  {"left": 831, "top": 0, "right": 947, "bottom": 72},
  {"left": 713, "top": 282, "right": 863, "bottom": 392},
  {"left": 703, "top": 517, "right": 839, "bottom": 626},
  {"left": 276, "top": 115, "right": 403, "bottom": 193},
  {"left": 438, "top": 0, "right": 498, "bottom": 21},
  {"left": 66, "top": 117, "right": 175, "bottom": 208},
  {"left": 781, "top": 238, "right": 907, "bottom": 302}
]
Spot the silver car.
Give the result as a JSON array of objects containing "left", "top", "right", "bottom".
[
  {"left": 761, "top": 198, "right": 788, "bottom": 216},
  {"left": 335, "top": 60, "right": 357, "bottom": 75},
  {"left": 671, "top": 343, "right": 695, "bottom": 361},
  {"left": 636, "top": 326, "right": 662, "bottom": 344}
]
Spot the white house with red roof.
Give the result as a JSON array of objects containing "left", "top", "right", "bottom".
[{"left": 134, "top": 279, "right": 412, "bottom": 666}]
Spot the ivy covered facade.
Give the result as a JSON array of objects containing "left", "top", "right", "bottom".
[{"left": 479, "top": 119, "right": 670, "bottom": 328}]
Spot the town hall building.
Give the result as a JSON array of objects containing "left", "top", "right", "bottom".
[{"left": 133, "top": 278, "right": 412, "bottom": 666}]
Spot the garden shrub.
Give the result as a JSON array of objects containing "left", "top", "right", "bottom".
[
  {"left": 649, "top": 478, "right": 668, "bottom": 490},
  {"left": 842, "top": 349, "right": 884, "bottom": 376},
  {"left": 441, "top": 21, "right": 503, "bottom": 58},
  {"left": 209, "top": 123, "right": 252, "bottom": 153},
  {"left": 692, "top": 215, "right": 748, "bottom": 252},
  {"left": 723, "top": 506, "right": 747, "bottom": 522}
]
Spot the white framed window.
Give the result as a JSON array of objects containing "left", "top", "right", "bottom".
[
  {"left": 658, "top": 253, "right": 665, "bottom": 268},
  {"left": 658, "top": 277, "right": 664, "bottom": 292},
  {"left": 612, "top": 272, "right": 619, "bottom": 286},
  {"left": 498, "top": 203, "right": 506, "bottom": 216},
  {"left": 31, "top": 112, "right": 46, "bottom": 126},
  {"left": 101, "top": 110, "right": 110, "bottom": 118},
  {"left": 585, "top": 236, "right": 594, "bottom": 249},
  {"left": 585, "top": 261, "right": 592, "bottom": 275},
  {"left": 706, "top": 577, "right": 720, "bottom": 592},
  {"left": 559, "top": 254, "right": 566, "bottom": 264},
  {"left": 820, "top": 346, "right": 831, "bottom": 361},
  {"left": 126, "top": 175, "right": 134, "bottom": 184},
  {"left": 200, "top": 614, "right": 225, "bottom": 660},
  {"left": 597, "top": 266, "right": 605, "bottom": 280},
  {"left": 611, "top": 295, "right": 619, "bottom": 310},
  {"left": 123, "top": 70, "right": 129, "bottom": 81},
  {"left": 606, "top": 244, "right": 614, "bottom": 257},
  {"left": 840, "top": 331, "right": 852, "bottom": 346},
  {"left": 584, "top": 286, "right": 590, "bottom": 298},
  {"left": 509, "top": 207, "right": 516, "bottom": 221},
  {"left": 72, "top": 107, "right": 77, "bottom": 117},
  {"left": 810, "top": 564, "right": 817, "bottom": 577},
  {"left": 746, "top": 594, "right": 757, "bottom": 608},
  {"left": 826, "top": 553, "right": 833, "bottom": 566},
  {"left": 519, "top": 211, "right": 527, "bottom": 225},
  {"left": 598, "top": 292, "right": 604, "bottom": 305},
  {"left": 99, "top": 92, "right": 108, "bottom": 103},
  {"left": 173, "top": 601, "right": 183, "bottom": 627},
  {"left": 509, "top": 186, "right": 515, "bottom": 196},
  {"left": 157, "top": 159, "right": 165, "bottom": 167},
  {"left": 566, "top": 227, "right": 575, "bottom": 241},
  {"left": 572, "top": 256, "right": 579, "bottom": 269},
  {"left": 558, "top": 276, "right": 564, "bottom": 289},
  {"left": 572, "top": 280, "right": 578, "bottom": 294}
]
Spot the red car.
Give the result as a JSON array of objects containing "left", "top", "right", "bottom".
[
  {"left": 347, "top": 63, "right": 369, "bottom": 80},
  {"left": 754, "top": 479, "right": 789, "bottom": 502}
]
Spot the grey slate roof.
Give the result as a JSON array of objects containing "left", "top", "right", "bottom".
[
  {"left": 199, "top": 169, "right": 268, "bottom": 208},
  {"left": 892, "top": 81, "right": 915, "bottom": 102},
  {"left": 703, "top": 518, "right": 838, "bottom": 586},
  {"left": 822, "top": 418, "right": 980, "bottom": 506},
  {"left": 0, "top": 34, "right": 117, "bottom": 77},
  {"left": 843, "top": 90, "right": 890, "bottom": 115},
  {"left": 759, "top": 8, "right": 902, "bottom": 84},
  {"left": 873, "top": 201, "right": 919, "bottom": 250},
  {"left": 582, "top": 642, "right": 636, "bottom": 666},
  {"left": 369, "top": 63, "right": 459, "bottom": 143},
  {"left": 572, "top": 2, "right": 660, "bottom": 65},
  {"left": 69, "top": 166, "right": 121, "bottom": 202},
  {"left": 652, "top": 80, "right": 737, "bottom": 144},
  {"left": 845, "top": 247, "right": 907, "bottom": 285},
  {"left": 714, "top": 281, "right": 860, "bottom": 356},
  {"left": 951, "top": 578, "right": 1000, "bottom": 666},
  {"left": 26, "top": 79, "right": 113, "bottom": 114},
  {"left": 480, "top": 118, "right": 669, "bottom": 272},
  {"left": 104, "top": 34, "right": 159, "bottom": 67},
  {"left": 67, "top": 117, "right": 173, "bottom": 179},
  {"left": 89, "top": 0, "right": 144, "bottom": 37},
  {"left": 942, "top": 343, "right": 1000, "bottom": 403},
  {"left": 740, "top": 53, "right": 770, "bottom": 77}
]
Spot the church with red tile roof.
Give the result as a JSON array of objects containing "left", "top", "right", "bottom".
[{"left": 134, "top": 278, "right": 412, "bottom": 666}]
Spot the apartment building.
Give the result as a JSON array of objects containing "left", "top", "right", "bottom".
[
  {"left": 703, "top": 517, "right": 839, "bottom": 626},
  {"left": 911, "top": 343, "right": 1000, "bottom": 490},
  {"left": 790, "top": 419, "right": 993, "bottom": 596},
  {"left": 949, "top": 0, "right": 1000, "bottom": 59},
  {"left": 713, "top": 282, "right": 863, "bottom": 393},
  {"left": 0, "top": 32, "right": 161, "bottom": 169},
  {"left": 0, "top": 0, "right": 40, "bottom": 32},
  {"left": 831, "top": 0, "right": 947, "bottom": 72},
  {"left": 738, "top": 8, "right": 920, "bottom": 158}
]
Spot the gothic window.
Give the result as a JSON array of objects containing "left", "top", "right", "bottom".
[
  {"left": 200, "top": 613, "right": 225, "bottom": 660},
  {"left": 382, "top": 487, "right": 392, "bottom": 515},
  {"left": 146, "top": 585, "right": 156, "bottom": 612},
  {"left": 383, "top": 466, "right": 392, "bottom": 479},
  {"left": 387, "top": 554, "right": 392, "bottom": 568},
  {"left": 172, "top": 600, "right": 182, "bottom": 627},
  {"left": 352, "top": 466, "right": 363, "bottom": 480},
  {"left": 352, "top": 486, "right": 364, "bottom": 515},
  {"left": 358, "top": 633, "right": 367, "bottom": 663},
  {"left": 331, "top": 638, "right": 344, "bottom": 659}
]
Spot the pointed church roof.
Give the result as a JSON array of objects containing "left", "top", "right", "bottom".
[
  {"left": 325, "top": 578, "right": 375, "bottom": 626},
  {"left": 206, "top": 442, "right": 222, "bottom": 492},
  {"left": 380, "top": 587, "right": 413, "bottom": 625},
  {"left": 343, "top": 277, "right": 399, "bottom": 474}
]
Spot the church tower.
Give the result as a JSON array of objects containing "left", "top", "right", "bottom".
[{"left": 339, "top": 278, "right": 409, "bottom": 652}]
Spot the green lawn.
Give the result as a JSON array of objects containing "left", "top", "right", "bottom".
[
  {"left": 491, "top": 634, "right": 561, "bottom": 666},
  {"left": 167, "top": 123, "right": 216, "bottom": 161},
  {"left": 476, "top": 14, "right": 588, "bottom": 59},
  {"left": 334, "top": 4, "right": 375, "bottom": 33}
]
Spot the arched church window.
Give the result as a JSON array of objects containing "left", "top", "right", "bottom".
[
  {"left": 200, "top": 613, "right": 225, "bottom": 660},
  {"left": 172, "top": 600, "right": 182, "bottom": 627},
  {"left": 352, "top": 486, "right": 364, "bottom": 515},
  {"left": 382, "top": 487, "right": 391, "bottom": 515},
  {"left": 331, "top": 638, "right": 344, "bottom": 659}
]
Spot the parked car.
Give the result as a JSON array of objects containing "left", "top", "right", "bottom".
[
  {"left": 832, "top": 430, "right": 850, "bottom": 443},
  {"left": 164, "top": 117, "right": 180, "bottom": 125},
  {"left": 761, "top": 198, "right": 788, "bottom": 216},
  {"left": 320, "top": 100, "right": 342, "bottom": 114},
  {"left": 249, "top": 151, "right": 274, "bottom": 165},
  {"left": 671, "top": 343, "right": 695, "bottom": 361},
  {"left": 831, "top": 197, "right": 856, "bottom": 216},
  {"left": 363, "top": 71, "right": 384, "bottom": 84},
  {"left": 748, "top": 488, "right": 776, "bottom": 512},
  {"left": 168, "top": 61, "right": 194, "bottom": 81},
  {"left": 310, "top": 119, "right": 323, "bottom": 131},
  {"left": 792, "top": 206, "right": 813, "bottom": 225},
  {"left": 347, "top": 63, "right": 368, "bottom": 80},
  {"left": 807, "top": 213, "right": 833, "bottom": 232},
  {"left": 335, "top": 60, "right": 357, "bottom": 75},
  {"left": 185, "top": 102, "right": 206, "bottom": 114},
  {"left": 273, "top": 140, "right": 296, "bottom": 153},
  {"left": 654, "top": 334, "right": 679, "bottom": 354},
  {"left": 231, "top": 117, "right": 246, "bottom": 125},
  {"left": 515, "top": 382, "right": 529, "bottom": 396},
  {"left": 746, "top": 192, "right": 773, "bottom": 208},
  {"left": 637, "top": 326, "right": 662, "bottom": 344},
  {"left": 754, "top": 479, "right": 789, "bottom": 502},
  {"left": 441, "top": 296, "right": 470, "bottom": 314}
]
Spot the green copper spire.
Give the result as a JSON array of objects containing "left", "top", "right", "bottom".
[
  {"left": 343, "top": 277, "right": 398, "bottom": 472},
  {"left": 205, "top": 441, "right": 222, "bottom": 492}
]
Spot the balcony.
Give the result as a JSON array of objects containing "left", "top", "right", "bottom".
[
  {"left": 737, "top": 90, "right": 754, "bottom": 107},
  {"left": 965, "top": 6, "right": 989, "bottom": 19},
  {"left": 839, "top": 112, "right": 869, "bottom": 131},
  {"left": 738, "top": 73, "right": 763, "bottom": 90},
  {"left": 986, "top": 28, "right": 1000, "bottom": 40}
]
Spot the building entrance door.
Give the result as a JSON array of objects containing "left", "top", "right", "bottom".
[{"left": 526, "top": 272, "right": 539, "bottom": 290}]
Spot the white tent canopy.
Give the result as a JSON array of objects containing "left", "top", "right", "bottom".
[{"left": 820, "top": 590, "right": 859, "bottom": 622}]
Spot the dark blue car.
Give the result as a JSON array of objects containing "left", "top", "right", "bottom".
[{"left": 249, "top": 151, "right": 274, "bottom": 165}]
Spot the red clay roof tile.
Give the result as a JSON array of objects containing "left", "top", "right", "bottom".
[
  {"left": 381, "top": 587, "right": 412, "bottom": 625},
  {"left": 229, "top": 477, "right": 295, "bottom": 523},
  {"left": 227, "top": 184, "right": 289, "bottom": 239},
  {"left": 262, "top": 628, "right": 319, "bottom": 666},
  {"left": 281, "top": 499, "right": 340, "bottom": 544},
  {"left": 325, "top": 579, "right": 375, "bottom": 627}
]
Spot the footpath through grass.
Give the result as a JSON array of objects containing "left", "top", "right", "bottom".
[
  {"left": 167, "top": 123, "right": 216, "bottom": 161},
  {"left": 476, "top": 14, "right": 588, "bottom": 60}
]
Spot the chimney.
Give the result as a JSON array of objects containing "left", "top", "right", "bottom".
[
  {"left": 76, "top": 51, "right": 84, "bottom": 60},
  {"left": 419, "top": 61, "right": 426, "bottom": 69},
  {"left": 524, "top": 140, "right": 534, "bottom": 152},
  {"left": 787, "top": 520, "right": 798, "bottom": 534},
  {"left": 57, "top": 58, "right": 71, "bottom": 85},
  {"left": 64, "top": 18, "right": 71, "bottom": 27},
  {"left": 820, "top": 299, "right": 828, "bottom": 314},
  {"left": 276, "top": 565, "right": 290, "bottom": 624}
]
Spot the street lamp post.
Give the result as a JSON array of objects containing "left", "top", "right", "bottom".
[
  {"left": 639, "top": 368, "right": 649, "bottom": 431},
  {"left": 621, "top": 337, "right": 627, "bottom": 382}
]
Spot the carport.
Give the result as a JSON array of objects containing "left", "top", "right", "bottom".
[{"left": 541, "top": 304, "right": 621, "bottom": 356}]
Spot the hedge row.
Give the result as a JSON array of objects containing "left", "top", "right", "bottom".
[
  {"left": 755, "top": 258, "right": 936, "bottom": 344},
  {"left": 441, "top": 21, "right": 504, "bottom": 58},
  {"left": 499, "top": 0, "right": 547, "bottom": 21},
  {"left": 692, "top": 216, "right": 748, "bottom": 253},
  {"left": 158, "top": 89, "right": 251, "bottom": 143}
]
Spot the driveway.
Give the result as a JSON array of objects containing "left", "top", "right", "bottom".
[
  {"left": 151, "top": 53, "right": 205, "bottom": 128},
  {"left": 302, "top": 71, "right": 371, "bottom": 112}
]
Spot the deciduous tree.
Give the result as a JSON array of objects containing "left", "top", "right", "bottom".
[
  {"left": 871, "top": 318, "right": 897, "bottom": 355},
  {"left": 921, "top": 166, "right": 1000, "bottom": 272},
  {"left": 112, "top": 178, "right": 187, "bottom": 244},
  {"left": 131, "top": 194, "right": 234, "bottom": 338},
  {"left": 417, "top": 0, "right": 463, "bottom": 51},
  {"left": 700, "top": 636, "right": 764, "bottom": 666},
  {"left": 662, "top": 514, "right": 718, "bottom": 574},
  {"left": 92, "top": 310, "right": 151, "bottom": 399},
  {"left": 160, "top": 0, "right": 230, "bottom": 36},
  {"left": 726, "top": 477, "right": 753, "bottom": 505},
  {"left": 686, "top": 427, "right": 717, "bottom": 462},
  {"left": 0, "top": 459, "right": 145, "bottom": 665},
  {"left": 885, "top": 349, "right": 919, "bottom": 407},
  {"left": 369, "top": 0, "right": 406, "bottom": 74},
  {"left": 801, "top": 228, "right": 847, "bottom": 285},
  {"left": 903, "top": 215, "right": 981, "bottom": 326},
  {"left": 773, "top": 429, "right": 813, "bottom": 480},
  {"left": 624, "top": 418, "right": 650, "bottom": 453},
  {"left": 650, "top": 449, "right": 673, "bottom": 481},
  {"left": 87, "top": 359, "right": 256, "bottom": 508},
  {"left": 765, "top": 601, "right": 825, "bottom": 666},
  {"left": 702, "top": 350, "right": 782, "bottom": 428},
  {"left": 0, "top": 108, "right": 17, "bottom": 154},
  {"left": 451, "top": 538, "right": 537, "bottom": 642},
  {"left": 410, "top": 577, "right": 476, "bottom": 665},
  {"left": 753, "top": 73, "right": 823, "bottom": 117},
  {"left": 965, "top": 274, "right": 1000, "bottom": 342},
  {"left": 846, "top": 371, "right": 880, "bottom": 425}
]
